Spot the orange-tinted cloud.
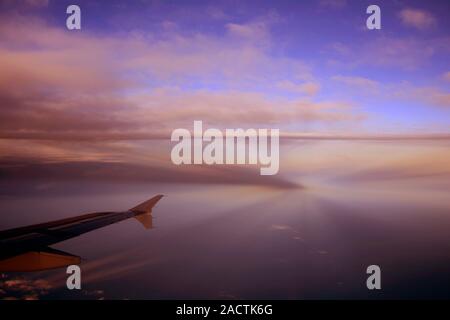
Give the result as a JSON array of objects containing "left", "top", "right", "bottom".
[
  {"left": 399, "top": 8, "right": 437, "bottom": 30},
  {"left": 0, "top": 14, "right": 362, "bottom": 146}
]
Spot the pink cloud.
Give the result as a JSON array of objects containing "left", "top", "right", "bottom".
[
  {"left": 331, "top": 36, "right": 449, "bottom": 70},
  {"left": 399, "top": 8, "right": 437, "bottom": 30},
  {"left": 319, "top": 0, "right": 347, "bottom": 9},
  {"left": 0, "top": 14, "right": 362, "bottom": 144},
  {"left": 332, "top": 75, "right": 379, "bottom": 93},
  {"left": 390, "top": 83, "right": 450, "bottom": 109},
  {"left": 331, "top": 74, "right": 450, "bottom": 109},
  {"left": 443, "top": 71, "right": 450, "bottom": 82},
  {"left": 276, "top": 81, "right": 321, "bottom": 96},
  {"left": 24, "top": 0, "right": 49, "bottom": 7}
]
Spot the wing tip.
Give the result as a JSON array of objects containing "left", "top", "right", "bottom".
[{"left": 130, "top": 194, "right": 164, "bottom": 214}]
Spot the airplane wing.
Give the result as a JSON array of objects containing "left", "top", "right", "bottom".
[{"left": 0, "top": 194, "right": 163, "bottom": 272}]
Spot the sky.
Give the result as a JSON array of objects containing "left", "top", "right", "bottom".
[
  {"left": 0, "top": 0, "right": 449, "bottom": 191},
  {"left": 1, "top": 0, "right": 449, "bottom": 141},
  {"left": 1, "top": 0, "right": 450, "bottom": 300}
]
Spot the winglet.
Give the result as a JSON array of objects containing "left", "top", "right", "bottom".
[
  {"left": 130, "top": 195, "right": 163, "bottom": 229},
  {"left": 134, "top": 214, "right": 153, "bottom": 229}
]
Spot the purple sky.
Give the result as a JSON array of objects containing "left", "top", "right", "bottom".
[
  {"left": 1, "top": 0, "right": 449, "bottom": 139},
  {"left": 0, "top": 0, "right": 449, "bottom": 184}
]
